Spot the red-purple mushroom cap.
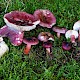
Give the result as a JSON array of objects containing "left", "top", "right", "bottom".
[
  {"left": 52, "top": 26, "right": 67, "bottom": 38},
  {"left": 4, "top": 11, "right": 40, "bottom": 31},
  {"left": 0, "top": 25, "right": 24, "bottom": 46},
  {"left": 62, "top": 42, "right": 71, "bottom": 51},
  {"left": 23, "top": 37, "right": 39, "bottom": 54},
  {"left": 43, "top": 41, "right": 52, "bottom": 48},
  {"left": 23, "top": 37, "right": 39, "bottom": 45},
  {"left": 33, "top": 9, "right": 56, "bottom": 28},
  {"left": 9, "top": 31, "right": 24, "bottom": 46},
  {"left": 38, "top": 32, "right": 54, "bottom": 42}
]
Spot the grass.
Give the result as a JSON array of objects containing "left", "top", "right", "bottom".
[{"left": 0, "top": 0, "right": 80, "bottom": 80}]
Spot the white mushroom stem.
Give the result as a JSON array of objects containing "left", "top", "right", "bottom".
[
  {"left": 45, "top": 47, "right": 53, "bottom": 59},
  {"left": 46, "top": 48, "right": 52, "bottom": 54},
  {"left": 57, "top": 32, "right": 60, "bottom": 38}
]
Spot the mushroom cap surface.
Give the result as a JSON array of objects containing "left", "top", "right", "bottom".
[
  {"left": 0, "top": 25, "right": 24, "bottom": 46},
  {"left": 4, "top": 11, "right": 40, "bottom": 31},
  {"left": 43, "top": 41, "right": 52, "bottom": 48},
  {"left": 52, "top": 26, "right": 67, "bottom": 34},
  {"left": 65, "top": 30, "right": 78, "bottom": 39},
  {"left": 23, "top": 37, "right": 39, "bottom": 45},
  {"left": 38, "top": 32, "right": 54, "bottom": 42},
  {"left": 8, "top": 31, "right": 24, "bottom": 46},
  {"left": 62, "top": 42, "right": 71, "bottom": 51},
  {"left": 73, "top": 20, "right": 80, "bottom": 31},
  {"left": 33, "top": 9, "right": 56, "bottom": 28}
]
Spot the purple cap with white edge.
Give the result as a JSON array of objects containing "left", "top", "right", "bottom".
[{"left": 4, "top": 11, "right": 40, "bottom": 31}]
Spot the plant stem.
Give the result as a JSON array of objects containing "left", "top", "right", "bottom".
[{"left": 24, "top": 44, "right": 31, "bottom": 54}]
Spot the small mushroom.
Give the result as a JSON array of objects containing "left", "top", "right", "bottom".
[
  {"left": 38, "top": 32, "right": 54, "bottom": 42},
  {"left": 43, "top": 41, "right": 53, "bottom": 59},
  {"left": 23, "top": 37, "right": 39, "bottom": 54},
  {"left": 62, "top": 42, "right": 71, "bottom": 51},
  {"left": 0, "top": 37, "right": 9, "bottom": 58},
  {"left": 33, "top": 9, "right": 56, "bottom": 28},
  {"left": 65, "top": 30, "right": 78, "bottom": 43},
  {"left": 4, "top": 11, "right": 40, "bottom": 31},
  {"left": 73, "top": 20, "right": 80, "bottom": 41},
  {"left": 52, "top": 26, "right": 67, "bottom": 38}
]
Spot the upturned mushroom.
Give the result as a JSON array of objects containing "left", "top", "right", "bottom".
[
  {"left": 43, "top": 41, "right": 53, "bottom": 59},
  {"left": 4, "top": 11, "right": 40, "bottom": 31},
  {"left": 73, "top": 20, "right": 80, "bottom": 41},
  {"left": 33, "top": 9, "right": 56, "bottom": 28},
  {"left": 0, "top": 37, "right": 9, "bottom": 58},
  {"left": 23, "top": 37, "right": 39, "bottom": 54},
  {"left": 52, "top": 26, "right": 67, "bottom": 38},
  {"left": 65, "top": 30, "right": 78, "bottom": 43},
  {"left": 38, "top": 32, "right": 54, "bottom": 42},
  {"left": 62, "top": 42, "right": 71, "bottom": 51}
]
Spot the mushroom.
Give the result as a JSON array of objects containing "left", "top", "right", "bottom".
[
  {"left": 62, "top": 42, "right": 71, "bottom": 51},
  {"left": 65, "top": 30, "right": 78, "bottom": 43},
  {"left": 38, "top": 32, "right": 54, "bottom": 42},
  {"left": 0, "top": 25, "right": 24, "bottom": 46},
  {"left": 43, "top": 41, "right": 53, "bottom": 59},
  {"left": 4, "top": 11, "right": 40, "bottom": 31},
  {"left": 73, "top": 20, "right": 80, "bottom": 41},
  {"left": 7, "top": 30, "right": 24, "bottom": 46},
  {"left": 52, "top": 26, "right": 67, "bottom": 38},
  {"left": 33, "top": 9, "right": 56, "bottom": 28},
  {"left": 0, "top": 37, "right": 9, "bottom": 58},
  {"left": 23, "top": 37, "right": 39, "bottom": 54}
]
